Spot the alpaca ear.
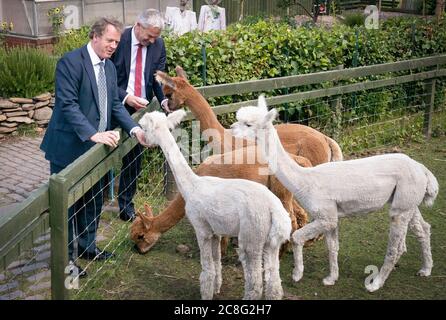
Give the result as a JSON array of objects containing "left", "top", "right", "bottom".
[
  {"left": 258, "top": 94, "right": 268, "bottom": 112},
  {"left": 155, "top": 71, "right": 176, "bottom": 90},
  {"left": 167, "top": 109, "right": 187, "bottom": 130},
  {"left": 143, "top": 203, "right": 154, "bottom": 218},
  {"left": 175, "top": 66, "right": 189, "bottom": 81},
  {"left": 263, "top": 108, "right": 278, "bottom": 125},
  {"left": 136, "top": 204, "right": 153, "bottom": 230}
]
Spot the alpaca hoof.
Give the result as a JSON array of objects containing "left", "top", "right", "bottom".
[
  {"left": 417, "top": 268, "right": 431, "bottom": 277},
  {"left": 365, "top": 281, "right": 381, "bottom": 293},
  {"left": 322, "top": 277, "right": 336, "bottom": 286},
  {"left": 292, "top": 270, "right": 303, "bottom": 282}
]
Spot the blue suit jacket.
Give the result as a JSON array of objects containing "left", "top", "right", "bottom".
[
  {"left": 111, "top": 27, "right": 166, "bottom": 115},
  {"left": 40, "top": 45, "right": 137, "bottom": 168}
]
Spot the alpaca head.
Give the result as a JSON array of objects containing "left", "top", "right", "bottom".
[
  {"left": 155, "top": 66, "right": 190, "bottom": 111},
  {"left": 130, "top": 203, "right": 161, "bottom": 254},
  {"left": 231, "top": 95, "right": 278, "bottom": 140},
  {"left": 138, "top": 109, "right": 187, "bottom": 146}
]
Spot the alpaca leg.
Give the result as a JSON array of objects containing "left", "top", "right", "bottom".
[
  {"left": 264, "top": 244, "right": 284, "bottom": 300},
  {"left": 220, "top": 236, "right": 229, "bottom": 256},
  {"left": 409, "top": 208, "right": 433, "bottom": 277},
  {"left": 212, "top": 235, "right": 223, "bottom": 294},
  {"left": 239, "top": 244, "right": 263, "bottom": 300},
  {"left": 323, "top": 227, "right": 339, "bottom": 286},
  {"left": 197, "top": 236, "right": 215, "bottom": 299},
  {"left": 291, "top": 218, "right": 337, "bottom": 282},
  {"left": 366, "top": 212, "right": 411, "bottom": 292}
]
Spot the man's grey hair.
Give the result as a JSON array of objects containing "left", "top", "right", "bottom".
[
  {"left": 89, "top": 17, "right": 123, "bottom": 39},
  {"left": 137, "top": 9, "right": 165, "bottom": 30}
]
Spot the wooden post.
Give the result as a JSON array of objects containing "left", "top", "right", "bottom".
[
  {"left": 330, "top": 65, "right": 344, "bottom": 140},
  {"left": 423, "top": 78, "right": 436, "bottom": 139},
  {"left": 49, "top": 174, "right": 69, "bottom": 300},
  {"left": 163, "top": 161, "right": 178, "bottom": 200}
]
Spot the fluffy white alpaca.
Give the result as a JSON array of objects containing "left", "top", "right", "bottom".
[
  {"left": 138, "top": 110, "right": 292, "bottom": 300},
  {"left": 231, "top": 95, "right": 438, "bottom": 292}
]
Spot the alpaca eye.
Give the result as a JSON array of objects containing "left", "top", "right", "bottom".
[
  {"left": 166, "top": 93, "right": 172, "bottom": 99},
  {"left": 137, "top": 235, "right": 144, "bottom": 240}
]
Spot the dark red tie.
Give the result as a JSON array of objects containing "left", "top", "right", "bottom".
[{"left": 134, "top": 44, "right": 143, "bottom": 97}]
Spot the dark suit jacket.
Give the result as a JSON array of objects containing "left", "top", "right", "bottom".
[
  {"left": 111, "top": 27, "right": 166, "bottom": 115},
  {"left": 40, "top": 45, "right": 137, "bottom": 168}
]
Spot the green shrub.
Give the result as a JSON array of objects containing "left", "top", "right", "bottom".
[
  {"left": 341, "top": 13, "right": 366, "bottom": 27},
  {"left": 53, "top": 25, "right": 90, "bottom": 57},
  {"left": 0, "top": 46, "right": 56, "bottom": 98}
]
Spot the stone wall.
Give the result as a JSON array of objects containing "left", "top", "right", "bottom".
[{"left": 0, "top": 93, "right": 53, "bottom": 137}]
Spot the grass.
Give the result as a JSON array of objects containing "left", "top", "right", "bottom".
[{"left": 71, "top": 134, "right": 446, "bottom": 300}]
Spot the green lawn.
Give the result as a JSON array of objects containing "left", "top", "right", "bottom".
[{"left": 73, "top": 134, "right": 446, "bottom": 300}]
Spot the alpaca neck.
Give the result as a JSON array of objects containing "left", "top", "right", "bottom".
[
  {"left": 157, "top": 126, "right": 199, "bottom": 200},
  {"left": 184, "top": 86, "right": 224, "bottom": 134},
  {"left": 151, "top": 194, "right": 186, "bottom": 233},
  {"left": 258, "top": 123, "right": 309, "bottom": 197}
]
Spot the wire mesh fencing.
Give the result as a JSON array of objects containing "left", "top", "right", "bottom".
[
  {"left": 64, "top": 77, "right": 445, "bottom": 299},
  {"left": 0, "top": 217, "right": 51, "bottom": 300}
]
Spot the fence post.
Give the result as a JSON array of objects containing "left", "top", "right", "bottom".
[
  {"left": 49, "top": 174, "right": 69, "bottom": 300},
  {"left": 423, "top": 77, "right": 436, "bottom": 139},
  {"left": 163, "top": 161, "right": 178, "bottom": 200},
  {"left": 330, "top": 64, "right": 344, "bottom": 140},
  {"left": 201, "top": 42, "right": 207, "bottom": 85}
]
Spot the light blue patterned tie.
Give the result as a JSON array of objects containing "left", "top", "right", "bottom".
[{"left": 97, "top": 61, "right": 107, "bottom": 132}]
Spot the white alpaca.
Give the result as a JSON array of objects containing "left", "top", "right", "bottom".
[
  {"left": 231, "top": 95, "right": 438, "bottom": 292},
  {"left": 138, "top": 110, "right": 292, "bottom": 300}
]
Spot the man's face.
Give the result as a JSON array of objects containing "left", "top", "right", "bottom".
[
  {"left": 135, "top": 23, "right": 161, "bottom": 47},
  {"left": 92, "top": 24, "right": 121, "bottom": 60}
]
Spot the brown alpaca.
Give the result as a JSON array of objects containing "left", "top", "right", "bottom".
[
  {"left": 130, "top": 67, "right": 343, "bottom": 254},
  {"left": 131, "top": 146, "right": 311, "bottom": 254}
]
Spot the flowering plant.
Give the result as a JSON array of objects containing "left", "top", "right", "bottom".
[
  {"left": 47, "top": 5, "right": 66, "bottom": 35},
  {"left": 0, "top": 21, "right": 13, "bottom": 33}
]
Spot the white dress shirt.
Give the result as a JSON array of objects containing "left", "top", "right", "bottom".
[
  {"left": 87, "top": 42, "right": 107, "bottom": 126},
  {"left": 123, "top": 27, "right": 148, "bottom": 104}
]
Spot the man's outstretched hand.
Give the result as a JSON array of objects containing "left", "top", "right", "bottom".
[
  {"left": 90, "top": 131, "right": 120, "bottom": 148},
  {"left": 132, "top": 127, "right": 151, "bottom": 147}
]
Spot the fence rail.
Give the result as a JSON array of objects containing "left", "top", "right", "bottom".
[{"left": 0, "top": 54, "right": 444, "bottom": 299}]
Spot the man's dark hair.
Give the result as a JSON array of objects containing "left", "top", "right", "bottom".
[{"left": 89, "top": 17, "right": 123, "bottom": 39}]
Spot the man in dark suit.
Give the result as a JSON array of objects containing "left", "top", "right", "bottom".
[
  {"left": 111, "top": 9, "right": 170, "bottom": 222},
  {"left": 41, "top": 17, "right": 148, "bottom": 276}
]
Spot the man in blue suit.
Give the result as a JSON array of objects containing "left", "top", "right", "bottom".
[
  {"left": 41, "top": 17, "right": 148, "bottom": 276},
  {"left": 111, "top": 9, "right": 170, "bottom": 222}
]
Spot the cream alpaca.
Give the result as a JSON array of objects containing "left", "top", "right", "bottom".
[
  {"left": 231, "top": 95, "right": 438, "bottom": 292},
  {"left": 139, "top": 110, "right": 292, "bottom": 300}
]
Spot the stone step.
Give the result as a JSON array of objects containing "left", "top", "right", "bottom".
[
  {"left": 35, "top": 250, "right": 51, "bottom": 262},
  {"left": 25, "top": 294, "right": 45, "bottom": 300},
  {"left": 0, "top": 290, "right": 25, "bottom": 300},
  {"left": 28, "top": 281, "right": 51, "bottom": 292},
  {"left": 26, "top": 270, "right": 51, "bottom": 283},
  {"left": 0, "top": 281, "right": 19, "bottom": 294},
  {"left": 32, "top": 243, "right": 51, "bottom": 254},
  {"left": 34, "top": 233, "right": 50, "bottom": 245},
  {"left": 8, "top": 262, "right": 49, "bottom": 276}
]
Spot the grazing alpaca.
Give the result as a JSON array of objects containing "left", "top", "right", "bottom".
[
  {"left": 231, "top": 95, "right": 438, "bottom": 292},
  {"left": 130, "top": 147, "right": 310, "bottom": 254},
  {"left": 138, "top": 109, "right": 292, "bottom": 300}
]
